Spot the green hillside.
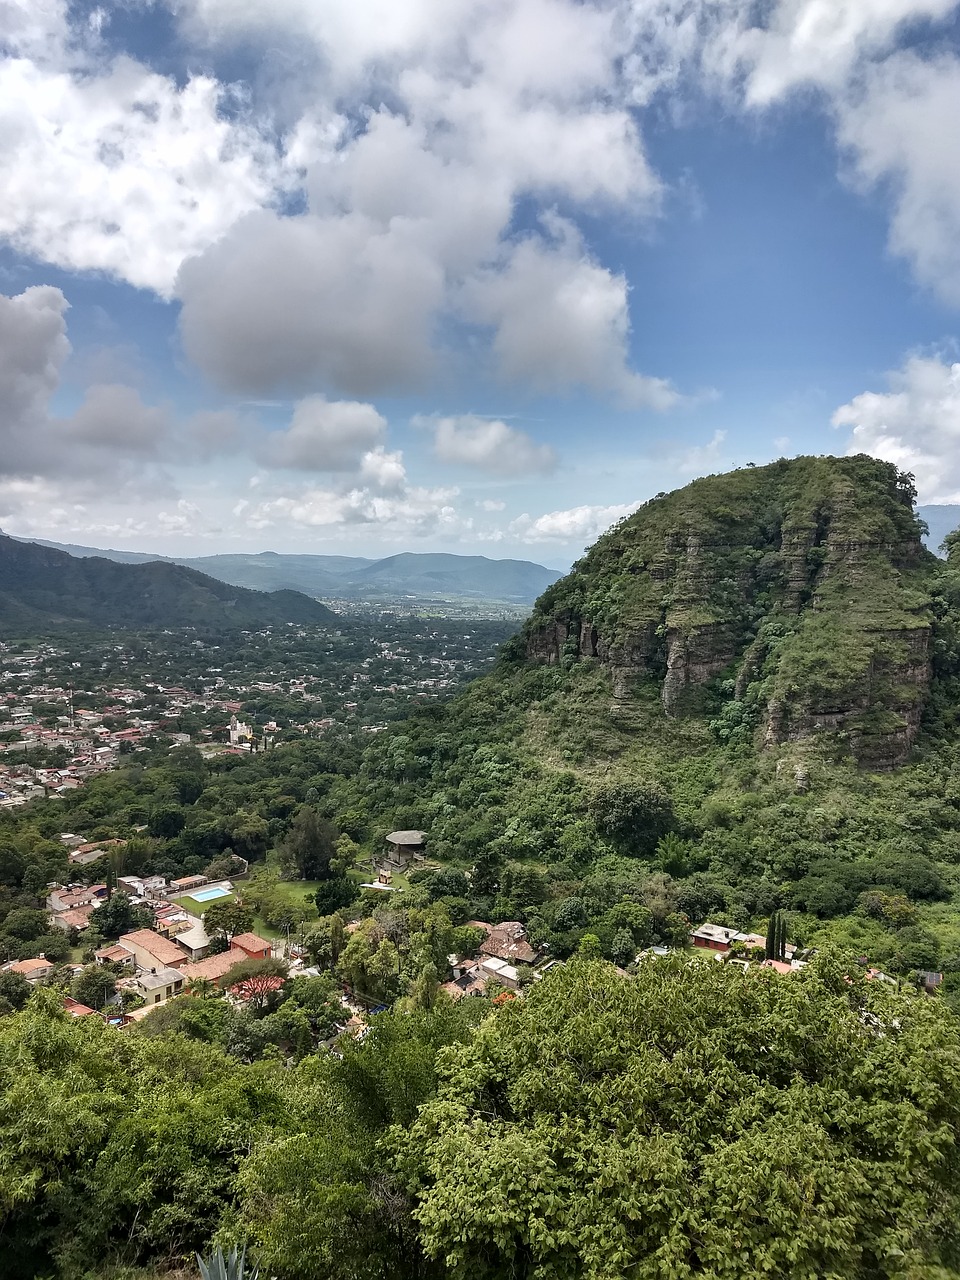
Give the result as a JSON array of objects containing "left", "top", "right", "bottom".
[
  {"left": 0, "top": 535, "right": 335, "bottom": 630},
  {"left": 349, "top": 455, "right": 960, "bottom": 970}
]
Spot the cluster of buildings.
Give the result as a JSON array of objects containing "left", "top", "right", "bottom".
[{"left": 689, "top": 922, "right": 810, "bottom": 973}]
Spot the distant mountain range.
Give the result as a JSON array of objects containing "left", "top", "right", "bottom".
[
  {"left": 0, "top": 535, "right": 335, "bottom": 631},
  {"left": 16, "top": 540, "right": 565, "bottom": 604},
  {"left": 918, "top": 505, "right": 960, "bottom": 554}
]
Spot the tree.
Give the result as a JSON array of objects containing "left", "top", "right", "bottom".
[
  {"left": 148, "top": 804, "right": 186, "bottom": 839},
  {"left": 399, "top": 955, "right": 960, "bottom": 1279},
  {"left": 0, "top": 969, "right": 31, "bottom": 1012},
  {"left": 72, "top": 964, "right": 118, "bottom": 1012},
  {"left": 223, "top": 957, "right": 289, "bottom": 1014},
  {"left": 765, "top": 910, "right": 787, "bottom": 962},
  {"left": 588, "top": 779, "right": 675, "bottom": 853},
  {"left": 203, "top": 899, "right": 254, "bottom": 943},
  {"left": 89, "top": 893, "right": 152, "bottom": 940},
  {"left": 280, "top": 806, "right": 338, "bottom": 881}
]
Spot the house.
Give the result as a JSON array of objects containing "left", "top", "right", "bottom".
[
  {"left": 690, "top": 923, "right": 739, "bottom": 952},
  {"left": 479, "top": 955, "right": 520, "bottom": 989},
  {"left": 480, "top": 922, "right": 536, "bottom": 965},
  {"left": 95, "top": 944, "right": 135, "bottom": 970},
  {"left": 124, "top": 965, "right": 185, "bottom": 1006},
  {"left": 5, "top": 956, "right": 54, "bottom": 982},
  {"left": 384, "top": 829, "right": 426, "bottom": 869},
  {"left": 760, "top": 959, "right": 793, "bottom": 975},
  {"left": 63, "top": 997, "right": 97, "bottom": 1018},
  {"left": 119, "top": 928, "right": 189, "bottom": 971},
  {"left": 230, "top": 931, "right": 273, "bottom": 960},
  {"left": 180, "top": 947, "right": 251, "bottom": 988},
  {"left": 919, "top": 970, "right": 944, "bottom": 994},
  {"left": 169, "top": 874, "right": 207, "bottom": 895},
  {"left": 52, "top": 905, "right": 95, "bottom": 932},
  {"left": 47, "top": 885, "right": 98, "bottom": 913},
  {"left": 171, "top": 920, "right": 210, "bottom": 960}
]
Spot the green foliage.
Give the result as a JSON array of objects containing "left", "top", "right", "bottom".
[{"left": 398, "top": 956, "right": 960, "bottom": 1280}]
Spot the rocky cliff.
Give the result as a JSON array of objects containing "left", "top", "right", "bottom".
[{"left": 522, "top": 456, "right": 935, "bottom": 767}]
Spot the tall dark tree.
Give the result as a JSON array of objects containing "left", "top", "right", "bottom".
[{"left": 280, "top": 806, "right": 338, "bottom": 881}]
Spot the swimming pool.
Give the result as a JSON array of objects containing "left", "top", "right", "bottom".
[{"left": 192, "top": 886, "right": 231, "bottom": 902}]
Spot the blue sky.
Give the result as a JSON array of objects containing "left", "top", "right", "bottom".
[{"left": 2, "top": 1, "right": 960, "bottom": 569}]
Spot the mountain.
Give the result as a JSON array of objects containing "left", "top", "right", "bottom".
[
  {"left": 346, "top": 552, "right": 563, "bottom": 601},
  {"left": 0, "top": 535, "right": 336, "bottom": 630},
  {"left": 918, "top": 504, "right": 960, "bottom": 554},
  {"left": 520, "top": 455, "right": 936, "bottom": 769},
  {"left": 15, "top": 539, "right": 563, "bottom": 603}
]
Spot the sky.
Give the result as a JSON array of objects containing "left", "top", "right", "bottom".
[{"left": 2, "top": 1, "right": 960, "bottom": 569}]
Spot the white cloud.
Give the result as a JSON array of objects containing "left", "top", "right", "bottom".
[
  {"left": 359, "top": 447, "right": 408, "bottom": 492},
  {"left": 835, "top": 51, "right": 960, "bottom": 304},
  {"left": 247, "top": 479, "right": 461, "bottom": 538},
  {"left": 177, "top": 206, "right": 445, "bottom": 396},
  {"left": 464, "top": 221, "right": 681, "bottom": 406},
  {"left": 0, "top": 16, "right": 308, "bottom": 296},
  {"left": 417, "top": 413, "right": 557, "bottom": 475},
  {"left": 833, "top": 353, "right": 960, "bottom": 501},
  {"left": 728, "top": 0, "right": 957, "bottom": 105},
  {"left": 675, "top": 429, "right": 728, "bottom": 475},
  {"left": 510, "top": 501, "right": 641, "bottom": 543},
  {"left": 478, "top": 498, "right": 506, "bottom": 511},
  {"left": 259, "top": 396, "right": 387, "bottom": 470}
]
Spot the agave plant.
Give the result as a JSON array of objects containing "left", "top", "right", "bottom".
[{"left": 197, "top": 1243, "right": 259, "bottom": 1280}]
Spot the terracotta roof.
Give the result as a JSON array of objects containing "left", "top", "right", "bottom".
[
  {"left": 181, "top": 947, "right": 249, "bottom": 983},
  {"left": 9, "top": 957, "right": 51, "bottom": 974},
  {"left": 57, "top": 906, "right": 94, "bottom": 929},
  {"left": 231, "top": 931, "right": 272, "bottom": 955},
  {"left": 95, "top": 945, "right": 135, "bottom": 963},
  {"left": 119, "top": 929, "right": 189, "bottom": 967},
  {"left": 63, "top": 997, "right": 97, "bottom": 1017}
]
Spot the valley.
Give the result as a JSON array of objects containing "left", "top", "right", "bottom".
[{"left": 4, "top": 456, "right": 960, "bottom": 1279}]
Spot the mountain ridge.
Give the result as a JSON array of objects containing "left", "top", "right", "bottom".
[
  {"left": 10, "top": 540, "right": 563, "bottom": 604},
  {"left": 0, "top": 535, "right": 335, "bottom": 631}
]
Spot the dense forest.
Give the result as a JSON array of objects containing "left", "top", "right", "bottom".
[{"left": 5, "top": 455, "right": 960, "bottom": 1277}]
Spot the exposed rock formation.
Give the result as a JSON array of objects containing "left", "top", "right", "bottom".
[{"left": 522, "top": 456, "right": 934, "bottom": 766}]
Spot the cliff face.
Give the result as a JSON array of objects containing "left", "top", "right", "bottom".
[{"left": 523, "top": 456, "right": 935, "bottom": 767}]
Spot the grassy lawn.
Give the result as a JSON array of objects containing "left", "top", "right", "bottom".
[{"left": 173, "top": 891, "right": 237, "bottom": 917}]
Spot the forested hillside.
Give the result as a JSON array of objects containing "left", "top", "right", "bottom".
[
  {"left": 0, "top": 535, "right": 335, "bottom": 629},
  {"left": 6, "top": 455, "right": 960, "bottom": 1278}
]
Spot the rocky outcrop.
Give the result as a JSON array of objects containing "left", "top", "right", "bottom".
[{"left": 521, "top": 456, "right": 936, "bottom": 766}]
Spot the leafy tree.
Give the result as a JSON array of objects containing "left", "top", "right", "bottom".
[
  {"left": 0, "top": 969, "right": 30, "bottom": 1012},
  {"left": 72, "top": 963, "right": 118, "bottom": 1012},
  {"left": 203, "top": 899, "right": 255, "bottom": 942},
  {"left": 223, "top": 957, "right": 289, "bottom": 1014},
  {"left": 589, "top": 779, "right": 675, "bottom": 853},
  {"left": 281, "top": 806, "right": 338, "bottom": 881},
  {"left": 148, "top": 804, "right": 186, "bottom": 839},
  {"left": 89, "top": 893, "right": 152, "bottom": 940},
  {"left": 398, "top": 955, "right": 960, "bottom": 1280}
]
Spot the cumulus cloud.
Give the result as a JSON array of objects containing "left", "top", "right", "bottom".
[
  {"left": 246, "top": 479, "right": 461, "bottom": 539},
  {"left": 833, "top": 353, "right": 960, "bottom": 500},
  {"left": 165, "top": 0, "right": 671, "bottom": 403},
  {"left": 463, "top": 222, "right": 680, "bottom": 406},
  {"left": 416, "top": 413, "right": 557, "bottom": 475},
  {"left": 835, "top": 52, "right": 960, "bottom": 304},
  {"left": 510, "top": 501, "right": 641, "bottom": 544},
  {"left": 177, "top": 208, "right": 445, "bottom": 396},
  {"left": 0, "top": 285, "right": 244, "bottom": 514},
  {"left": 259, "top": 395, "right": 388, "bottom": 470},
  {"left": 675, "top": 429, "right": 728, "bottom": 475},
  {"left": 0, "top": 6, "right": 308, "bottom": 295}
]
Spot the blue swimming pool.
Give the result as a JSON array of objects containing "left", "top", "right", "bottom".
[{"left": 192, "top": 886, "right": 231, "bottom": 902}]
